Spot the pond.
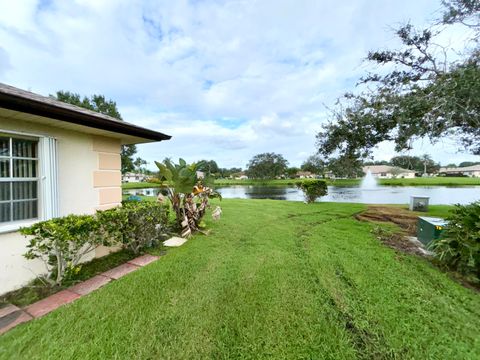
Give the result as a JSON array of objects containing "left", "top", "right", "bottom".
[{"left": 124, "top": 185, "right": 480, "bottom": 205}]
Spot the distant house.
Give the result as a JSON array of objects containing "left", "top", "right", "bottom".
[
  {"left": 323, "top": 171, "right": 334, "bottom": 179},
  {"left": 296, "top": 171, "right": 315, "bottom": 179},
  {"left": 122, "top": 172, "right": 147, "bottom": 183},
  {"left": 0, "top": 83, "right": 170, "bottom": 294},
  {"left": 232, "top": 172, "right": 248, "bottom": 180},
  {"left": 438, "top": 165, "right": 480, "bottom": 177},
  {"left": 363, "top": 165, "right": 416, "bottom": 179}
]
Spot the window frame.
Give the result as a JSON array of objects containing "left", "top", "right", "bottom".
[{"left": 0, "top": 129, "right": 51, "bottom": 233}]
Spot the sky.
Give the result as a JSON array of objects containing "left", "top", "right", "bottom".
[{"left": 0, "top": 0, "right": 478, "bottom": 169}]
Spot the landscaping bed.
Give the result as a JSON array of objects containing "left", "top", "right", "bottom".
[
  {"left": 1, "top": 200, "right": 478, "bottom": 359},
  {"left": 1, "top": 249, "right": 138, "bottom": 308}
]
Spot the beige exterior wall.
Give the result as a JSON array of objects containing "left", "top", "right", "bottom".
[
  {"left": 0, "top": 118, "right": 122, "bottom": 295},
  {"left": 92, "top": 136, "right": 122, "bottom": 260}
]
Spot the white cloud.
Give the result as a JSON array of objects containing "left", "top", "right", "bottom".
[{"left": 0, "top": 0, "right": 477, "bottom": 169}]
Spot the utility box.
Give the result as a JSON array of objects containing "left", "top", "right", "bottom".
[
  {"left": 417, "top": 217, "right": 447, "bottom": 246},
  {"left": 410, "top": 196, "right": 430, "bottom": 212}
]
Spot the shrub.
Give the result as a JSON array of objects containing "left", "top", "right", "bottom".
[
  {"left": 296, "top": 180, "right": 328, "bottom": 203},
  {"left": 430, "top": 201, "right": 480, "bottom": 279},
  {"left": 22, "top": 214, "right": 106, "bottom": 286},
  {"left": 22, "top": 202, "right": 169, "bottom": 286},
  {"left": 155, "top": 158, "right": 221, "bottom": 238},
  {"left": 97, "top": 201, "right": 169, "bottom": 254}
]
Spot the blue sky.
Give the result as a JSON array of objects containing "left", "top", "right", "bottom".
[{"left": 0, "top": 0, "right": 478, "bottom": 169}]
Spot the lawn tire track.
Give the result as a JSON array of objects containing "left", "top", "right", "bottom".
[{"left": 292, "top": 220, "right": 395, "bottom": 360}]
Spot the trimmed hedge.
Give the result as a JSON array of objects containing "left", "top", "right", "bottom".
[
  {"left": 21, "top": 202, "right": 169, "bottom": 286},
  {"left": 97, "top": 201, "right": 169, "bottom": 254}
]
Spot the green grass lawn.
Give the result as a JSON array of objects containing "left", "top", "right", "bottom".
[
  {"left": 1, "top": 200, "right": 478, "bottom": 359},
  {"left": 380, "top": 204, "right": 455, "bottom": 219},
  {"left": 122, "top": 181, "right": 164, "bottom": 189}
]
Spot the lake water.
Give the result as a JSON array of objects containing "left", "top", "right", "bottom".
[{"left": 124, "top": 185, "right": 480, "bottom": 205}]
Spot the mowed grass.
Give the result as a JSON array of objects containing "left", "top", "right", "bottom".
[
  {"left": 1, "top": 200, "right": 479, "bottom": 359},
  {"left": 122, "top": 181, "right": 164, "bottom": 189},
  {"left": 380, "top": 204, "right": 455, "bottom": 219}
]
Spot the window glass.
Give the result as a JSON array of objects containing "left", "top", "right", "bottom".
[
  {"left": 0, "top": 203, "right": 10, "bottom": 223},
  {"left": 0, "top": 182, "right": 10, "bottom": 201},
  {"left": 13, "top": 181, "right": 37, "bottom": 200},
  {"left": 0, "top": 137, "right": 9, "bottom": 156},
  {"left": 13, "top": 159, "right": 37, "bottom": 178},
  {"left": 13, "top": 201, "right": 38, "bottom": 221},
  {"left": 0, "top": 159, "right": 9, "bottom": 177},
  {"left": 12, "top": 138, "right": 37, "bottom": 158}
]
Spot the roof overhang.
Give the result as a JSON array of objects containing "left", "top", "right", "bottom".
[{"left": 0, "top": 83, "right": 171, "bottom": 145}]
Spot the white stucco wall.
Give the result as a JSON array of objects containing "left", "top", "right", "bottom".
[
  {"left": 0, "top": 117, "right": 121, "bottom": 295},
  {"left": 399, "top": 172, "right": 416, "bottom": 179},
  {"left": 373, "top": 172, "right": 415, "bottom": 179},
  {"left": 466, "top": 171, "right": 480, "bottom": 177}
]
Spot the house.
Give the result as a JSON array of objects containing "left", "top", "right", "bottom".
[
  {"left": 296, "top": 171, "right": 315, "bottom": 179},
  {"left": 362, "top": 165, "right": 416, "bottom": 179},
  {"left": 438, "top": 165, "right": 480, "bottom": 177},
  {"left": 324, "top": 171, "right": 334, "bottom": 179},
  {"left": 0, "top": 83, "right": 170, "bottom": 294},
  {"left": 232, "top": 171, "right": 248, "bottom": 180},
  {"left": 122, "top": 172, "right": 147, "bottom": 183}
]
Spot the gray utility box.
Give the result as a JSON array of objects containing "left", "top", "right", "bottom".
[
  {"left": 410, "top": 196, "right": 430, "bottom": 212},
  {"left": 417, "top": 216, "right": 447, "bottom": 246}
]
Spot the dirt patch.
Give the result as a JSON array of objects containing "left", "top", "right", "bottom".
[
  {"left": 356, "top": 206, "right": 480, "bottom": 292},
  {"left": 371, "top": 227, "right": 429, "bottom": 257},
  {"left": 355, "top": 205, "right": 419, "bottom": 236},
  {"left": 355, "top": 206, "right": 430, "bottom": 257}
]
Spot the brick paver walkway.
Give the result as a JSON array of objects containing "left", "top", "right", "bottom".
[{"left": 0, "top": 254, "right": 159, "bottom": 334}]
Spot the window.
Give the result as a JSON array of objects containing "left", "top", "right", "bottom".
[{"left": 0, "top": 135, "right": 39, "bottom": 223}]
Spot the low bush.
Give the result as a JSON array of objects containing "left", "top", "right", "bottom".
[
  {"left": 296, "top": 180, "right": 328, "bottom": 203},
  {"left": 21, "top": 214, "right": 108, "bottom": 286},
  {"left": 21, "top": 202, "right": 170, "bottom": 286},
  {"left": 430, "top": 201, "right": 480, "bottom": 279},
  {"left": 97, "top": 201, "right": 170, "bottom": 254}
]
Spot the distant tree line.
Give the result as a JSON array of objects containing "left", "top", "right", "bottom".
[
  {"left": 442, "top": 161, "right": 480, "bottom": 168},
  {"left": 226, "top": 152, "right": 476, "bottom": 180}
]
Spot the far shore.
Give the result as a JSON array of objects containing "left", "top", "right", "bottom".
[{"left": 122, "top": 176, "right": 480, "bottom": 189}]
